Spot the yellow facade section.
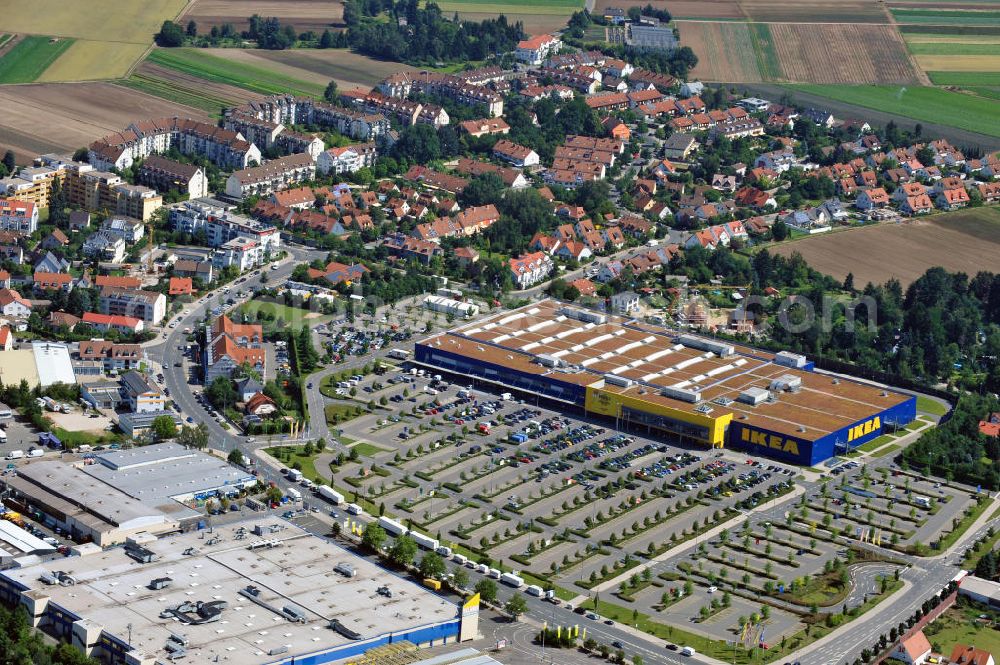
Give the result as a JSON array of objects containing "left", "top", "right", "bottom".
[{"left": 584, "top": 385, "right": 731, "bottom": 446}]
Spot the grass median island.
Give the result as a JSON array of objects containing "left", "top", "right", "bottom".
[
  {"left": 916, "top": 395, "right": 950, "bottom": 417},
  {"left": 0, "top": 36, "right": 74, "bottom": 83}
]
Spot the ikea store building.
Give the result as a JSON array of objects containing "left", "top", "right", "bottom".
[{"left": 414, "top": 300, "right": 916, "bottom": 467}]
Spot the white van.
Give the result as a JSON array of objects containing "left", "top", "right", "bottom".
[
  {"left": 681, "top": 646, "right": 696, "bottom": 657},
  {"left": 476, "top": 563, "right": 489, "bottom": 574},
  {"left": 27, "top": 449, "right": 44, "bottom": 458},
  {"left": 5, "top": 450, "right": 24, "bottom": 460}
]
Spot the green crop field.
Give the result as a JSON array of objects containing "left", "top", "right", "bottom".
[
  {"left": 117, "top": 74, "right": 231, "bottom": 117},
  {"left": 892, "top": 8, "right": 1000, "bottom": 24},
  {"left": 908, "top": 41, "right": 1000, "bottom": 54},
  {"left": 929, "top": 70, "right": 1000, "bottom": 84},
  {"left": 749, "top": 23, "right": 782, "bottom": 80},
  {"left": 784, "top": 84, "right": 1000, "bottom": 137},
  {"left": 147, "top": 48, "right": 326, "bottom": 98},
  {"left": 0, "top": 36, "right": 74, "bottom": 83}
]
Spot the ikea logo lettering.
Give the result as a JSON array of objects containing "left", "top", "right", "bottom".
[
  {"left": 740, "top": 427, "right": 800, "bottom": 456},
  {"left": 847, "top": 416, "right": 880, "bottom": 442}
]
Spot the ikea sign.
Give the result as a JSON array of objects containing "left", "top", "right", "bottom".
[
  {"left": 740, "top": 427, "right": 800, "bottom": 456},
  {"left": 847, "top": 416, "right": 880, "bottom": 442}
]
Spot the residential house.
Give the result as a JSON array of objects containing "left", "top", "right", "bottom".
[
  {"left": 509, "top": 251, "right": 553, "bottom": 289},
  {"left": 82, "top": 312, "right": 145, "bottom": 335},
  {"left": 169, "top": 277, "right": 195, "bottom": 296},
  {"left": 47, "top": 311, "right": 80, "bottom": 331},
  {"left": 936, "top": 186, "right": 970, "bottom": 210},
  {"left": 891, "top": 631, "right": 932, "bottom": 665},
  {"left": 453, "top": 247, "right": 480, "bottom": 266},
  {"left": 459, "top": 118, "right": 510, "bottom": 137},
  {"left": 316, "top": 143, "right": 377, "bottom": 175},
  {"left": 754, "top": 149, "right": 796, "bottom": 173},
  {"left": 0, "top": 288, "right": 30, "bottom": 317},
  {"left": 82, "top": 230, "right": 126, "bottom": 263},
  {"left": 0, "top": 199, "right": 38, "bottom": 235},
  {"left": 663, "top": 134, "right": 698, "bottom": 161},
  {"left": 555, "top": 240, "right": 592, "bottom": 262},
  {"left": 235, "top": 376, "right": 264, "bottom": 402},
  {"left": 493, "top": 140, "right": 540, "bottom": 168},
  {"left": 34, "top": 251, "right": 69, "bottom": 275},
  {"left": 855, "top": 187, "right": 890, "bottom": 211},
  {"left": 76, "top": 340, "right": 145, "bottom": 373},
  {"left": 569, "top": 278, "right": 596, "bottom": 297},
  {"left": 383, "top": 233, "right": 444, "bottom": 265},
  {"left": 307, "top": 261, "right": 368, "bottom": 286},
  {"left": 516, "top": 34, "right": 561, "bottom": 65},
  {"left": 121, "top": 371, "right": 166, "bottom": 413},
  {"left": 454, "top": 158, "right": 529, "bottom": 189},
  {"left": 0, "top": 326, "right": 13, "bottom": 351},
  {"left": 679, "top": 81, "right": 704, "bottom": 98},
  {"left": 611, "top": 291, "right": 641, "bottom": 314},
  {"left": 901, "top": 194, "right": 934, "bottom": 216},
  {"left": 102, "top": 216, "right": 145, "bottom": 244},
  {"left": 977, "top": 182, "right": 1000, "bottom": 203},
  {"left": 68, "top": 210, "right": 91, "bottom": 231},
  {"left": 246, "top": 392, "right": 278, "bottom": 416},
  {"left": 949, "top": 644, "right": 994, "bottom": 665},
  {"left": 712, "top": 174, "right": 738, "bottom": 192},
  {"left": 33, "top": 272, "right": 74, "bottom": 294},
  {"left": 41, "top": 228, "right": 69, "bottom": 251},
  {"left": 734, "top": 186, "right": 775, "bottom": 210},
  {"left": 212, "top": 236, "right": 264, "bottom": 272},
  {"left": 173, "top": 259, "right": 214, "bottom": 284}
]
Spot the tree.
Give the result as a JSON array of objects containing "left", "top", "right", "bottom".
[
  {"left": 419, "top": 552, "right": 447, "bottom": 579},
  {"left": 227, "top": 448, "right": 245, "bottom": 466},
  {"left": 178, "top": 422, "right": 209, "bottom": 449},
  {"left": 504, "top": 594, "right": 528, "bottom": 620},
  {"left": 206, "top": 376, "right": 238, "bottom": 410},
  {"left": 151, "top": 415, "right": 178, "bottom": 440},
  {"left": 772, "top": 219, "right": 789, "bottom": 241},
  {"left": 389, "top": 535, "right": 418, "bottom": 567},
  {"left": 319, "top": 28, "right": 335, "bottom": 48},
  {"left": 474, "top": 578, "right": 498, "bottom": 604},
  {"left": 362, "top": 523, "right": 386, "bottom": 552},
  {"left": 155, "top": 21, "right": 185, "bottom": 47},
  {"left": 2, "top": 150, "right": 15, "bottom": 175},
  {"left": 324, "top": 80, "right": 339, "bottom": 103},
  {"left": 186, "top": 20, "right": 198, "bottom": 37},
  {"left": 452, "top": 566, "right": 469, "bottom": 590}
]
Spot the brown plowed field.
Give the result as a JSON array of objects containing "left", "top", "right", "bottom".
[
  {"left": 136, "top": 61, "right": 264, "bottom": 106},
  {"left": 678, "top": 21, "right": 763, "bottom": 81},
  {"left": 180, "top": 0, "right": 344, "bottom": 32},
  {"left": 739, "top": 0, "right": 888, "bottom": 22},
  {"left": 595, "top": 0, "right": 744, "bottom": 19},
  {"left": 0, "top": 83, "right": 209, "bottom": 163},
  {"left": 768, "top": 23, "right": 922, "bottom": 83},
  {"left": 771, "top": 211, "right": 1000, "bottom": 287}
]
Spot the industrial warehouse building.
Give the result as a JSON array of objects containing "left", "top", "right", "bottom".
[
  {"left": 414, "top": 300, "right": 916, "bottom": 466},
  {"left": 0, "top": 518, "right": 477, "bottom": 665}
]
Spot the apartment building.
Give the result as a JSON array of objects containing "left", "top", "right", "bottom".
[
  {"left": 101, "top": 216, "right": 144, "bottom": 244},
  {"left": 89, "top": 118, "right": 261, "bottom": 171},
  {"left": 509, "top": 251, "right": 554, "bottom": 289},
  {"left": 516, "top": 34, "right": 562, "bottom": 65},
  {"left": 81, "top": 312, "right": 145, "bottom": 335},
  {"left": 121, "top": 371, "right": 167, "bottom": 413},
  {"left": 225, "top": 153, "right": 315, "bottom": 200},
  {"left": 63, "top": 164, "right": 163, "bottom": 221},
  {"left": 343, "top": 91, "right": 450, "bottom": 128},
  {"left": 0, "top": 199, "right": 38, "bottom": 235},
  {"left": 229, "top": 95, "right": 391, "bottom": 142},
  {"left": 98, "top": 287, "right": 167, "bottom": 325},
  {"left": 203, "top": 314, "right": 265, "bottom": 384},
  {"left": 378, "top": 71, "right": 504, "bottom": 117},
  {"left": 211, "top": 236, "right": 263, "bottom": 272},
  {"left": 138, "top": 154, "right": 208, "bottom": 199},
  {"left": 82, "top": 230, "right": 127, "bottom": 264},
  {"left": 169, "top": 198, "right": 281, "bottom": 254},
  {"left": 317, "top": 143, "right": 378, "bottom": 175}
]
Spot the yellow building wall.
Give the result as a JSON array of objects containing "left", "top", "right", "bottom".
[{"left": 584, "top": 385, "right": 731, "bottom": 446}]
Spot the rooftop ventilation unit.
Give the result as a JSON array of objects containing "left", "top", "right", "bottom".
[
  {"left": 694, "top": 403, "right": 714, "bottom": 414},
  {"left": 713, "top": 397, "right": 734, "bottom": 406},
  {"left": 149, "top": 577, "right": 173, "bottom": 590},
  {"left": 738, "top": 387, "right": 770, "bottom": 406},
  {"left": 660, "top": 385, "right": 701, "bottom": 403},
  {"left": 537, "top": 354, "right": 563, "bottom": 368},
  {"left": 604, "top": 374, "right": 633, "bottom": 388},
  {"left": 768, "top": 374, "right": 802, "bottom": 393},
  {"left": 676, "top": 334, "right": 735, "bottom": 358},
  {"left": 560, "top": 307, "right": 606, "bottom": 324},
  {"left": 282, "top": 605, "right": 307, "bottom": 624},
  {"left": 774, "top": 350, "right": 808, "bottom": 368}
]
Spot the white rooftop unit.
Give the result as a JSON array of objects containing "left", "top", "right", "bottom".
[
  {"left": 774, "top": 351, "right": 808, "bottom": 368},
  {"left": 738, "top": 387, "right": 770, "bottom": 406},
  {"left": 537, "top": 354, "right": 563, "bottom": 368},
  {"left": 559, "top": 307, "right": 606, "bottom": 324},
  {"left": 769, "top": 374, "right": 802, "bottom": 392},
  {"left": 660, "top": 385, "right": 701, "bottom": 403},
  {"left": 604, "top": 374, "right": 634, "bottom": 388},
  {"left": 676, "top": 334, "right": 735, "bottom": 358}
]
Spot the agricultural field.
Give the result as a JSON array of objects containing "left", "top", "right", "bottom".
[
  {"left": 678, "top": 22, "right": 763, "bottom": 82},
  {"left": 784, "top": 83, "right": 1000, "bottom": 138},
  {"left": 0, "top": 0, "right": 187, "bottom": 81},
  {"left": 119, "top": 60, "right": 263, "bottom": 117},
  {"left": 0, "top": 36, "right": 73, "bottom": 84},
  {"left": 180, "top": 0, "right": 345, "bottom": 33},
  {"left": 739, "top": 0, "right": 888, "bottom": 22},
  {"left": 245, "top": 49, "right": 421, "bottom": 90},
  {"left": 891, "top": 7, "right": 1000, "bottom": 24},
  {"left": 0, "top": 82, "right": 210, "bottom": 164},
  {"left": 770, "top": 208, "right": 1000, "bottom": 287},
  {"left": 766, "top": 24, "right": 923, "bottom": 84},
  {"left": 146, "top": 48, "right": 327, "bottom": 98},
  {"left": 597, "top": 0, "right": 745, "bottom": 19},
  {"left": 902, "top": 31, "right": 1000, "bottom": 91},
  {"left": 435, "top": 0, "right": 584, "bottom": 33}
]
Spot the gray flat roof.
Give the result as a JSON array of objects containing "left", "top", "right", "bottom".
[
  {"left": 1, "top": 518, "right": 457, "bottom": 665},
  {"left": 84, "top": 444, "right": 255, "bottom": 502}
]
